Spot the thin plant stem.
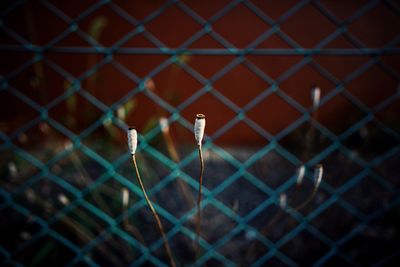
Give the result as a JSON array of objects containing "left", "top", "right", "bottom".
[
  {"left": 284, "top": 104, "right": 319, "bottom": 230},
  {"left": 195, "top": 144, "right": 204, "bottom": 256},
  {"left": 121, "top": 189, "right": 146, "bottom": 244},
  {"left": 282, "top": 177, "right": 321, "bottom": 237},
  {"left": 122, "top": 199, "right": 129, "bottom": 229},
  {"left": 245, "top": 192, "right": 288, "bottom": 259},
  {"left": 303, "top": 105, "right": 319, "bottom": 161},
  {"left": 70, "top": 151, "right": 113, "bottom": 215},
  {"left": 256, "top": 173, "right": 303, "bottom": 239},
  {"left": 299, "top": 99, "right": 319, "bottom": 170},
  {"left": 32, "top": 194, "right": 124, "bottom": 265},
  {"left": 247, "top": 170, "right": 318, "bottom": 258},
  {"left": 131, "top": 155, "right": 176, "bottom": 267},
  {"left": 292, "top": 185, "right": 319, "bottom": 211}
]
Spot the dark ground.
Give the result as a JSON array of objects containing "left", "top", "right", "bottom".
[{"left": 0, "top": 125, "right": 399, "bottom": 267}]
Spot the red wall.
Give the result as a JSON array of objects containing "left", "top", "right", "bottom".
[{"left": 1, "top": 1, "right": 399, "bottom": 145}]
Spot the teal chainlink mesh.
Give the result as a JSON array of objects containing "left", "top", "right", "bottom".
[{"left": 1, "top": 1, "right": 400, "bottom": 266}]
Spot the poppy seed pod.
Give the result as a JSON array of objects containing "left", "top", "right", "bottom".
[
  {"left": 58, "top": 194, "right": 70, "bottom": 205},
  {"left": 194, "top": 114, "right": 206, "bottom": 146},
  {"left": 279, "top": 193, "right": 287, "bottom": 209},
  {"left": 122, "top": 188, "right": 129, "bottom": 208},
  {"left": 296, "top": 165, "right": 305, "bottom": 185},
  {"left": 159, "top": 117, "right": 169, "bottom": 134},
  {"left": 313, "top": 164, "right": 323, "bottom": 188},
  {"left": 128, "top": 127, "right": 137, "bottom": 155},
  {"left": 311, "top": 86, "right": 321, "bottom": 109}
]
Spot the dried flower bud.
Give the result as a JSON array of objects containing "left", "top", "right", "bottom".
[
  {"left": 8, "top": 162, "right": 18, "bottom": 179},
  {"left": 25, "top": 189, "right": 35, "bottom": 203},
  {"left": 279, "top": 193, "right": 287, "bottom": 209},
  {"left": 194, "top": 114, "right": 206, "bottom": 146},
  {"left": 58, "top": 194, "right": 70, "bottom": 205},
  {"left": 20, "top": 231, "right": 32, "bottom": 240},
  {"left": 313, "top": 164, "right": 323, "bottom": 188},
  {"left": 122, "top": 188, "right": 129, "bottom": 208},
  {"left": 127, "top": 127, "right": 137, "bottom": 155},
  {"left": 311, "top": 86, "right": 321, "bottom": 109},
  {"left": 296, "top": 165, "right": 305, "bottom": 185},
  {"left": 159, "top": 117, "right": 169, "bottom": 134},
  {"left": 64, "top": 140, "right": 73, "bottom": 151},
  {"left": 117, "top": 106, "right": 126, "bottom": 120}
]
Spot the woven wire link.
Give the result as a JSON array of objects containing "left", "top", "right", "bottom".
[{"left": 1, "top": 0, "right": 400, "bottom": 266}]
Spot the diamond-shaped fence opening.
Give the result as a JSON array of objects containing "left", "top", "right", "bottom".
[
  {"left": 374, "top": 150, "right": 400, "bottom": 189},
  {"left": 217, "top": 229, "right": 268, "bottom": 265},
  {"left": 13, "top": 234, "right": 77, "bottom": 266},
  {"left": 320, "top": 149, "right": 364, "bottom": 189},
  {"left": 0, "top": 207, "right": 42, "bottom": 252},
  {"left": 51, "top": 149, "right": 108, "bottom": 190},
  {"left": 342, "top": 175, "right": 397, "bottom": 215},
  {"left": 247, "top": 149, "right": 297, "bottom": 189},
  {"left": 341, "top": 223, "right": 400, "bottom": 267},
  {"left": 88, "top": 232, "right": 143, "bottom": 266},
  {"left": 187, "top": 204, "right": 238, "bottom": 246},
  {"left": 279, "top": 230, "right": 331, "bottom": 266},
  {"left": 311, "top": 203, "right": 362, "bottom": 242},
  {"left": 126, "top": 205, "right": 175, "bottom": 247},
  {"left": 216, "top": 177, "right": 269, "bottom": 217},
  {"left": 50, "top": 202, "right": 111, "bottom": 248},
  {"left": 1, "top": 1, "right": 400, "bottom": 266},
  {"left": 0, "top": 149, "right": 40, "bottom": 192}
]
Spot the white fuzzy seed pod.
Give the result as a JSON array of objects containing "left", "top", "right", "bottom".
[
  {"left": 128, "top": 128, "right": 137, "bottom": 155},
  {"left": 25, "top": 189, "right": 35, "bottom": 202},
  {"left": 121, "top": 188, "right": 129, "bottom": 208},
  {"left": 279, "top": 193, "right": 287, "bottom": 209},
  {"left": 58, "top": 194, "right": 70, "bottom": 205},
  {"left": 159, "top": 117, "right": 169, "bottom": 134},
  {"left": 311, "top": 86, "right": 321, "bottom": 109},
  {"left": 8, "top": 162, "right": 18, "bottom": 179},
  {"left": 20, "top": 231, "right": 32, "bottom": 240},
  {"left": 296, "top": 165, "right": 305, "bottom": 185},
  {"left": 313, "top": 164, "right": 323, "bottom": 188},
  {"left": 194, "top": 114, "right": 206, "bottom": 146}
]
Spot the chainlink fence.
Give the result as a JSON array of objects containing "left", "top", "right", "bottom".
[{"left": 1, "top": 0, "right": 400, "bottom": 266}]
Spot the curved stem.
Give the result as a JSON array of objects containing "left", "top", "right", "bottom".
[
  {"left": 293, "top": 186, "right": 319, "bottom": 211},
  {"left": 247, "top": 183, "right": 319, "bottom": 259},
  {"left": 195, "top": 144, "right": 204, "bottom": 257},
  {"left": 132, "top": 155, "right": 176, "bottom": 267}
]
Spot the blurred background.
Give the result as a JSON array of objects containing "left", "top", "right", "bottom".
[{"left": 1, "top": 0, "right": 400, "bottom": 266}]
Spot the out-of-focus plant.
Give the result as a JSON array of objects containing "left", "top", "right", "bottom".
[
  {"left": 128, "top": 128, "right": 176, "bottom": 267},
  {"left": 193, "top": 114, "right": 206, "bottom": 256},
  {"left": 86, "top": 16, "right": 107, "bottom": 95}
]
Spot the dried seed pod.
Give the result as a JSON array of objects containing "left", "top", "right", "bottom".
[
  {"left": 58, "top": 194, "right": 70, "bottom": 205},
  {"left": 311, "top": 86, "right": 321, "bottom": 109},
  {"left": 8, "top": 162, "right": 18, "bottom": 179},
  {"left": 279, "top": 193, "right": 287, "bottom": 209},
  {"left": 127, "top": 127, "right": 137, "bottom": 155},
  {"left": 122, "top": 188, "right": 129, "bottom": 208},
  {"left": 194, "top": 114, "right": 206, "bottom": 146},
  {"left": 296, "top": 165, "right": 305, "bottom": 185},
  {"left": 159, "top": 117, "right": 169, "bottom": 134}
]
